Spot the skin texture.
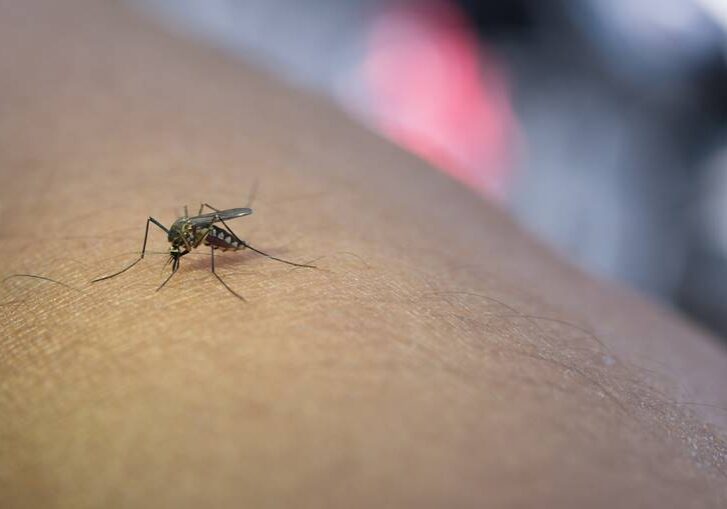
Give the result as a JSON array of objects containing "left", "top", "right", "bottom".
[{"left": 1, "top": 1, "right": 726, "bottom": 507}]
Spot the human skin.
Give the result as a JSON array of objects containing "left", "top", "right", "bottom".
[{"left": 0, "top": 1, "right": 726, "bottom": 507}]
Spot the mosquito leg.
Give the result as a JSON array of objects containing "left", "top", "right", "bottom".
[
  {"left": 157, "top": 259, "right": 179, "bottom": 291},
  {"left": 92, "top": 217, "right": 169, "bottom": 282},
  {"left": 156, "top": 249, "right": 188, "bottom": 291},
  {"left": 241, "top": 241, "right": 316, "bottom": 268},
  {"left": 200, "top": 203, "right": 222, "bottom": 214},
  {"left": 184, "top": 205, "right": 189, "bottom": 218},
  {"left": 210, "top": 246, "right": 245, "bottom": 301},
  {"left": 215, "top": 216, "right": 315, "bottom": 269}
]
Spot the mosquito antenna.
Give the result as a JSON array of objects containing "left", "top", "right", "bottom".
[
  {"left": 3, "top": 273, "right": 80, "bottom": 291},
  {"left": 241, "top": 241, "right": 316, "bottom": 268}
]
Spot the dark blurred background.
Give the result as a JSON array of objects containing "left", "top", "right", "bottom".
[{"left": 131, "top": 0, "right": 727, "bottom": 340}]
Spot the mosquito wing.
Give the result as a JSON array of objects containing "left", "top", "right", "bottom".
[{"left": 188, "top": 207, "right": 253, "bottom": 227}]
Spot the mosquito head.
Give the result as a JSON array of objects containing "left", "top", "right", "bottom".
[{"left": 166, "top": 245, "right": 185, "bottom": 272}]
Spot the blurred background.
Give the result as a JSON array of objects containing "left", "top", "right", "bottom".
[{"left": 130, "top": 0, "right": 727, "bottom": 340}]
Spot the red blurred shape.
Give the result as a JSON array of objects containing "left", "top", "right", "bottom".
[{"left": 364, "top": 1, "right": 516, "bottom": 200}]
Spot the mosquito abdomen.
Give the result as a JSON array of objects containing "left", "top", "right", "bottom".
[{"left": 204, "top": 226, "right": 245, "bottom": 251}]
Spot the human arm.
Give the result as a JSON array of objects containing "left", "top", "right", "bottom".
[{"left": 1, "top": 1, "right": 726, "bottom": 507}]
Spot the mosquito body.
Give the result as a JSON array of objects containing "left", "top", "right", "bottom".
[
  {"left": 92, "top": 203, "right": 314, "bottom": 300},
  {"left": 167, "top": 207, "right": 250, "bottom": 256}
]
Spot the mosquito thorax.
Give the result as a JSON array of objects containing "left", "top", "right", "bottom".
[{"left": 168, "top": 217, "right": 195, "bottom": 247}]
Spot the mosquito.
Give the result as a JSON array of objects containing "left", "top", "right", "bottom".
[{"left": 91, "top": 203, "right": 315, "bottom": 300}]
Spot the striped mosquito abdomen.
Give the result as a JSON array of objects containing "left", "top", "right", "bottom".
[{"left": 204, "top": 225, "right": 245, "bottom": 251}]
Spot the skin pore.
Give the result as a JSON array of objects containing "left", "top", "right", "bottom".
[{"left": 1, "top": 0, "right": 726, "bottom": 507}]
